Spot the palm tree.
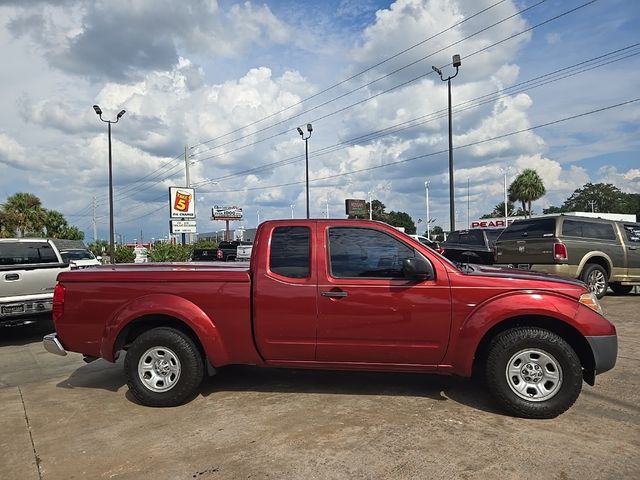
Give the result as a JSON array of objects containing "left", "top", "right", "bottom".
[
  {"left": 0, "top": 192, "right": 46, "bottom": 237},
  {"left": 508, "top": 169, "right": 546, "bottom": 218},
  {"left": 44, "top": 210, "right": 68, "bottom": 237}
]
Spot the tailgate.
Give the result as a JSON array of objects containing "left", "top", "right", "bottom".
[
  {"left": 496, "top": 238, "right": 555, "bottom": 265},
  {"left": 1, "top": 264, "right": 67, "bottom": 298}
]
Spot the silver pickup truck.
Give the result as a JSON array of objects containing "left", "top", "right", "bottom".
[{"left": 0, "top": 239, "right": 70, "bottom": 325}]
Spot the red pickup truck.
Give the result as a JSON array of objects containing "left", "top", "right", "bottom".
[{"left": 43, "top": 219, "right": 617, "bottom": 418}]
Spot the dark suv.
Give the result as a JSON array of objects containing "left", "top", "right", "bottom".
[
  {"left": 440, "top": 228, "right": 503, "bottom": 265},
  {"left": 495, "top": 215, "right": 640, "bottom": 298}
]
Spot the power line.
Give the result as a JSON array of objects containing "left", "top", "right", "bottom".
[
  {"left": 118, "top": 97, "right": 639, "bottom": 223},
  {"left": 189, "top": 0, "right": 598, "bottom": 166},
  {"left": 189, "top": 0, "right": 513, "bottom": 150},
  {"left": 190, "top": 0, "right": 551, "bottom": 158},
  {"left": 190, "top": 43, "right": 638, "bottom": 187}
]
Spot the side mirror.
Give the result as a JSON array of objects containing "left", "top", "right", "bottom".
[{"left": 402, "top": 258, "right": 434, "bottom": 281}]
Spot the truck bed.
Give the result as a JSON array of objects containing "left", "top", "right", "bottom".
[{"left": 55, "top": 263, "right": 257, "bottom": 364}]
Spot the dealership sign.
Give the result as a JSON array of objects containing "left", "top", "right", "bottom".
[
  {"left": 169, "top": 187, "right": 196, "bottom": 218},
  {"left": 470, "top": 219, "right": 515, "bottom": 229},
  {"left": 211, "top": 206, "right": 243, "bottom": 221},
  {"left": 345, "top": 198, "right": 368, "bottom": 217},
  {"left": 170, "top": 220, "right": 197, "bottom": 234}
]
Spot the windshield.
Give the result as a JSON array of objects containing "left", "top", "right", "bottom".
[{"left": 60, "top": 249, "right": 95, "bottom": 261}]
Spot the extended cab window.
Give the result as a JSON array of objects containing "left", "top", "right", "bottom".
[
  {"left": 0, "top": 242, "right": 58, "bottom": 265},
  {"left": 269, "top": 226, "right": 310, "bottom": 278},
  {"left": 624, "top": 224, "right": 640, "bottom": 243},
  {"left": 328, "top": 227, "right": 417, "bottom": 278},
  {"left": 562, "top": 220, "right": 616, "bottom": 240}
]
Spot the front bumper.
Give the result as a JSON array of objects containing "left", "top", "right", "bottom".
[
  {"left": 43, "top": 333, "right": 67, "bottom": 356},
  {"left": 586, "top": 335, "right": 617, "bottom": 375}
]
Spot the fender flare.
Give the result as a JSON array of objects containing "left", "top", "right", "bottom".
[
  {"left": 576, "top": 252, "right": 613, "bottom": 278},
  {"left": 100, "top": 293, "right": 230, "bottom": 365},
  {"left": 444, "top": 291, "right": 581, "bottom": 377}
]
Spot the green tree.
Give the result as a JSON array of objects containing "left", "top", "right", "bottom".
[
  {"left": 428, "top": 225, "right": 445, "bottom": 241},
  {"left": 89, "top": 240, "right": 109, "bottom": 259},
  {"left": 43, "top": 210, "right": 68, "bottom": 237},
  {"left": 148, "top": 243, "right": 193, "bottom": 262},
  {"left": 0, "top": 192, "right": 47, "bottom": 237},
  {"left": 508, "top": 169, "right": 546, "bottom": 218},
  {"left": 559, "top": 183, "right": 630, "bottom": 213},
  {"left": 114, "top": 246, "right": 136, "bottom": 263},
  {"left": 385, "top": 211, "right": 416, "bottom": 234},
  {"left": 58, "top": 226, "right": 84, "bottom": 240},
  {"left": 480, "top": 201, "right": 523, "bottom": 219}
]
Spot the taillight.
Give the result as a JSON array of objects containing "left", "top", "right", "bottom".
[
  {"left": 52, "top": 284, "right": 65, "bottom": 322},
  {"left": 217, "top": 249, "right": 223, "bottom": 259},
  {"left": 554, "top": 243, "right": 568, "bottom": 261}
]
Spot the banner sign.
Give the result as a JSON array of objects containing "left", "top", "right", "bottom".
[
  {"left": 470, "top": 219, "right": 514, "bottom": 229},
  {"left": 345, "top": 198, "right": 367, "bottom": 217},
  {"left": 212, "top": 206, "right": 243, "bottom": 221},
  {"left": 169, "top": 187, "right": 195, "bottom": 218},
  {"left": 170, "top": 220, "right": 197, "bottom": 234}
]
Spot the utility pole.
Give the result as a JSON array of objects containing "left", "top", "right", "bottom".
[
  {"left": 183, "top": 145, "right": 191, "bottom": 245},
  {"left": 588, "top": 200, "right": 596, "bottom": 213},
  {"left": 92, "top": 196, "right": 97, "bottom": 242}
]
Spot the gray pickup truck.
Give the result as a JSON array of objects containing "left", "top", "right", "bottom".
[
  {"left": 0, "top": 239, "right": 70, "bottom": 325},
  {"left": 495, "top": 215, "right": 640, "bottom": 298}
]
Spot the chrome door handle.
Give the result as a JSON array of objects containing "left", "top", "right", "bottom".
[
  {"left": 321, "top": 291, "right": 348, "bottom": 298},
  {"left": 5, "top": 274, "right": 19, "bottom": 281}
]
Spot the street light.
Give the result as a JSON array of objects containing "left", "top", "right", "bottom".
[
  {"left": 432, "top": 54, "right": 461, "bottom": 232},
  {"left": 296, "top": 123, "right": 313, "bottom": 219},
  {"left": 499, "top": 166, "right": 511, "bottom": 227},
  {"left": 290, "top": 204, "right": 295, "bottom": 219},
  {"left": 424, "top": 180, "right": 430, "bottom": 239},
  {"left": 93, "top": 104, "right": 126, "bottom": 264}
]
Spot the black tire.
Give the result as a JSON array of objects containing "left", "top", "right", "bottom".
[
  {"left": 485, "top": 327, "right": 582, "bottom": 419},
  {"left": 580, "top": 263, "right": 608, "bottom": 299},
  {"left": 609, "top": 283, "right": 634, "bottom": 295},
  {"left": 124, "top": 327, "right": 204, "bottom": 407}
]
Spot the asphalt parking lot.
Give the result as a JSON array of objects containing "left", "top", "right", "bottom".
[{"left": 1, "top": 295, "right": 639, "bottom": 480}]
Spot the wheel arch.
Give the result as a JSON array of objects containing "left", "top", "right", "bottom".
[
  {"left": 473, "top": 315, "right": 596, "bottom": 385},
  {"left": 576, "top": 253, "right": 612, "bottom": 279},
  {"left": 101, "top": 293, "right": 230, "bottom": 366}
]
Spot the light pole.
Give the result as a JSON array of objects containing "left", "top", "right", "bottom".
[
  {"left": 93, "top": 104, "right": 125, "bottom": 264},
  {"left": 432, "top": 54, "right": 461, "bottom": 233},
  {"left": 424, "top": 180, "right": 430, "bottom": 239},
  {"left": 290, "top": 204, "right": 294, "bottom": 219},
  {"left": 368, "top": 190, "right": 373, "bottom": 220},
  {"left": 296, "top": 124, "right": 313, "bottom": 219},
  {"left": 500, "top": 166, "right": 511, "bottom": 227}
]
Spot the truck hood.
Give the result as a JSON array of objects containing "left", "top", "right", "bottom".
[{"left": 462, "top": 263, "right": 587, "bottom": 295}]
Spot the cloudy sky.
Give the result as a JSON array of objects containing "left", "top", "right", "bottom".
[{"left": 0, "top": 0, "right": 638, "bottom": 242}]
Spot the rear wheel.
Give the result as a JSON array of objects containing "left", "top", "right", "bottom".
[
  {"left": 609, "top": 283, "right": 634, "bottom": 295},
  {"left": 485, "top": 327, "right": 582, "bottom": 419},
  {"left": 581, "top": 263, "right": 608, "bottom": 299},
  {"left": 125, "top": 327, "right": 204, "bottom": 407}
]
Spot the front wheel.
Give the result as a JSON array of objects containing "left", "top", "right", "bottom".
[
  {"left": 124, "top": 327, "right": 204, "bottom": 407},
  {"left": 485, "top": 327, "right": 582, "bottom": 419}
]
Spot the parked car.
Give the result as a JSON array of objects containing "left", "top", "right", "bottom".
[
  {"left": 407, "top": 234, "right": 441, "bottom": 252},
  {"left": 191, "top": 248, "right": 218, "bottom": 261},
  {"left": 0, "top": 238, "right": 69, "bottom": 325},
  {"left": 236, "top": 242, "right": 253, "bottom": 261},
  {"left": 58, "top": 248, "right": 101, "bottom": 269},
  {"left": 495, "top": 214, "right": 640, "bottom": 298},
  {"left": 440, "top": 228, "right": 503, "bottom": 265},
  {"left": 216, "top": 241, "right": 239, "bottom": 261},
  {"left": 44, "top": 219, "right": 617, "bottom": 418}
]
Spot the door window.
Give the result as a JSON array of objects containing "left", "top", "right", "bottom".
[
  {"left": 328, "top": 227, "right": 418, "bottom": 278},
  {"left": 269, "top": 226, "right": 310, "bottom": 278},
  {"left": 0, "top": 242, "right": 58, "bottom": 265}
]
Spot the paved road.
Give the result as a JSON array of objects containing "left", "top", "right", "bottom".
[{"left": 1, "top": 296, "right": 639, "bottom": 480}]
